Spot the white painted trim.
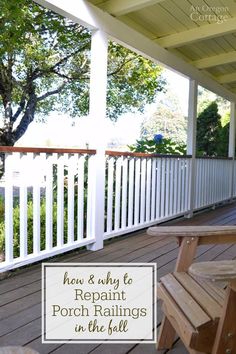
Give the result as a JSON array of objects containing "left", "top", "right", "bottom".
[
  {"left": 4, "top": 154, "right": 14, "bottom": 264},
  {"left": 156, "top": 17, "right": 236, "bottom": 48},
  {"left": 101, "top": 0, "right": 166, "bottom": 16},
  {"left": 229, "top": 102, "right": 236, "bottom": 201},
  {"left": 0, "top": 238, "right": 95, "bottom": 273},
  {"left": 34, "top": 0, "right": 97, "bottom": 30},
  {"left": 103, "top": 212, "right": 187, "bottom": 240},
  {"left": 187, "top": 80, "right": 198, "bottom": 156},
  {"left": 218, "top": 72, "right": 236, "bottom": 84},
  {"left": 187, "top": 80, "right": 198, "bottom": 217},
  {"left": 86, "top": 30, "right": 108, "bottom": 251},
  {"left": 33, "top": 0, "right": 236, "bottom": 102},
  {"left": 229, "top": 102, "right": 236, "bottom": 158},
  {"left": 89, "top": 30, "right": 108, "bottom": 131},
  {"left": 103, "top": 197, "right": 234, "bottom": 240},
  {"left": 192, "top": 51, "right": 236, "bottom": 69}
]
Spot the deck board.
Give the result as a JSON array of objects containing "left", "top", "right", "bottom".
[{"left": 1, "top": 202, "right": 236, "bottom": 353}]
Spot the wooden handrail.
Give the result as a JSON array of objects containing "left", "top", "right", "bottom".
[
  {"left": 0, "top": 147, "right": 232, "bottom": 160},
  {"left": 0, "top": 146, "right": 96, "bottom": 154},
  {"left": 196, "top": 155, "right": 233, "bottom": 160},
  {"left": 105, "top": 150, "right": 192, "bottom": 158}
]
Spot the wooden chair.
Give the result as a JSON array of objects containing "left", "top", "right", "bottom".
[
  {"left": 147, "top": 225, "right": 236, "bottom": 354},
  {"left": 189, "top": 260, "right": 236, "bottom": 354}
]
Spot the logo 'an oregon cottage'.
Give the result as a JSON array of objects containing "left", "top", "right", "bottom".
[{"left": 190, "top": 5, "right": 229, "bottom": 24}]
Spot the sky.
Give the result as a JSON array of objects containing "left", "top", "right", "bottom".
[
  {"left": 163, "top": 70, "right": 189, "bottom": 116},
  {"left": 17, "top": 68, "right": 190, "bottom": 150}
]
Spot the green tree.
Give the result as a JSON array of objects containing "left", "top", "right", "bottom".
[
  {"left": 196, "top": 101, "right": 222, "bottom": 156},
  {"left": 215, "top": 111, "right": 229, "bottom": 156},
  {"left": 197, "top": 87, "right": 230, "bottom": 157},
  {"left": 0, "top": 0, "right": 165, "bottom": 146},
  {"left": 140, "top": 90, "right": 187, "bottom": 144},
  {"left": 216, "top": 124, "right": 229, "bottom": 156},
  {"left": 198, "top": 86, "right": 230, "bottom": 117}
]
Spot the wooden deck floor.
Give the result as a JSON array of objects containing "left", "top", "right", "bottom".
[{"left": 1, "top": 202, "right": 236, "bottom": 354}]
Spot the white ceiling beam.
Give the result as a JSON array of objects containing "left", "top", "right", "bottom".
[
  {"left": 156, "top": 17, "right": 236, "bottom": 48},
  {"left": 35, "top": 0, "right": 99, "bottom": 30},
  {"left": 192, "top": 51, "right": 236, "bottom": 69},
  {"left": 118, "top": 16, "right": 157, "bottom": 39},
  {"left": 217, "top": 72, "right": 236, "bottom": 84},
  {"left": 33, "top": 0, "right": 236, "bottom": 102},
  {"left": 101, "top": 0, "right": 165, "bottom": 16}
]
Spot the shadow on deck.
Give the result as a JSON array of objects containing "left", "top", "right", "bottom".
[{"left": 1, "top": 202, "right": 236, "bottom": 354}]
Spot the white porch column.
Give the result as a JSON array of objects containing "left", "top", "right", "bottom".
[
  {"left": 228, "top": 102, "right": 236, "bottom": 200},
  {"left": 187, "top": 79, "right": 198, "bottom": 217},
  {"left": 86, "top": 30, "right": 108, "bottom": 251}
]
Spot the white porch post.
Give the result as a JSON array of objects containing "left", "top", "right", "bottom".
[
  {"left": 228, "top": 102, "right": 236, "bottom": 200},
  {"left": 187, "top": 79, "right": 198, "bottom": 217},
  {"left": 86, "top": 30, "right": 108, "bottom": 251},
  {"left": 228, "top": 102, "right": 236, "bottom": 158}
]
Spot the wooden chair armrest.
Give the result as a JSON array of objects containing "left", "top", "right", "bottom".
[
  {"left": 189, "top": 260, "right": 236, "bottom": 282},
  {"left": 147, "top": 226, "right": 236, "bottom": 245},
  {"left": 147, "top": 225, "right": 236, "bottom": 237}
]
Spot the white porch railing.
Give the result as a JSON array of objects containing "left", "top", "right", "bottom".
[
  {"left": 104, "top": 151, "right": 192, "bottom": 239},
  {"left": 0, "top": 147, "right": 235, "bottom": 271},
  {"left": 194, "top": 157, "right": 233, "bottom": 210},
  {"left": 1, "top": 147, "right": 96, "bottom": 271}
]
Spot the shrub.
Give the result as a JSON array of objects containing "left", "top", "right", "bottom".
[
  {"left": 128, "top": 134, "right": 186, "bottom": 155},
  {"left": 0, "top": 197, "right": 67, "bottom": 258}
]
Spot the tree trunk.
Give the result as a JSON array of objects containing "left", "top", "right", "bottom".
[
  {"left": 0, "top": 99, "right": 36, "bottom": 178},
  {"left": 0, "top": 125, "right": 16, "bottom": 178}
]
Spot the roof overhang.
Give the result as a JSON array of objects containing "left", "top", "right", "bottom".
[{"left": 34, "top": 0, "right": 236, "bottom": 103}]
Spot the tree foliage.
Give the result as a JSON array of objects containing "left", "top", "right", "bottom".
[
  {"left": 197, "top": 86, "right": 230, "bottom": 117},
  {"left": 196, "top": 101, "right": 229, "bottom": 156},
  {"left": 107, "top": 44, "right": 164, "bottom": 118},
  {"left": 0, "top": 0, "right": 165, "bottom": 146},
  {"left": 129, "top": 134, "right": 187, "bottom": 155},
  {"left": 140, "top": 90, "right": 187, "bottom": 144}
]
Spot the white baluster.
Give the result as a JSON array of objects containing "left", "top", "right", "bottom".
[
  {"left": 168, "top": 158, "right": 174, "bottom": 216},
  {"left": 155, "top": 158, "right": 161, "bottom": 220},
  {"left": 114, "top": 157, "right": 122, "bottom": 230},
  {"left": 107, "top": 157, "right": 114, "bottom": 233},
  {"left": 121, "top": 157, "right": 128, "bottom": 230},
  {"left": 140, "top": 158, "right": 146, "bottom": 224},
  {"left": 160, "top": 158, "right": 166, "bottom": 218},
  {"left": 128, "top": 158, "right": 134, "bottom": 227},
  {"left": 57, "top": 154, "right": 64, "bottom": 247},
  {"left": 165, "top": 158, "right": 170, "bottom": 217},
  {"left": 45, "top": 154, "right": 53, "bottom": 251},
  {"left": 151, "top": 158, "right": 156, "bottom": 221},
  {"left": 5, "top": 153, "right": 14, "bottom": 263},
  {"left": 33, "top": 153, "right": 41, "bottom": 255},
  {"left": 145, "top": 158, "right": 151, "bottom": 222},
  {"left": 19, "top": 153, "right": 28, "bottom": 258},
  {"left": 77, "top": 155, "right": 85, "bottom": 241},
  {"left": 134, "top": 158, "right": 141, "bottom": 225},
  {"left": 67, "top": 154, "right": 76, "bottom": 244}
]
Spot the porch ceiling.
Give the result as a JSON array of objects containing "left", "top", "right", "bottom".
[
  {"left": 34, "top": 0, "right": 236, "bottom": 102},
  {"left": 87, "top": 0, "right": 236, "bottom": 98}
]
